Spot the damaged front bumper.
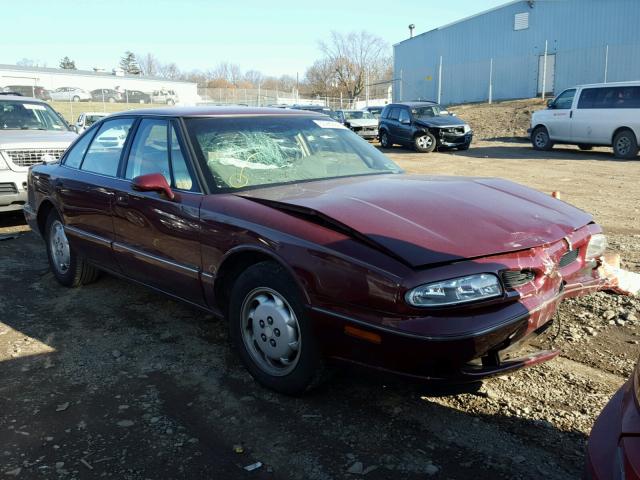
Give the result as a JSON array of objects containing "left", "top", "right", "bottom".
[{"left": 310, "top": 224, "right": 625, "bottom": 382}]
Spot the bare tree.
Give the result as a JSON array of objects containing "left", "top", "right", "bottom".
[
  {"left": 159, "top": 62, "right": 181, "bottom": 80},
  {"left": 137, "top": 53, "right": 160, "bottom": 76},
  {"left": 317, "top": 31, "right": 389, "bottom": 99},
  {"left": 244, "top": 70, "right": 263, "bottom": 87},
  {"left": 16, "top": 58, "right": 46, "bottom": 68},
  {"left": 304, "top": 58, "right": 339, "bottom": 97}
]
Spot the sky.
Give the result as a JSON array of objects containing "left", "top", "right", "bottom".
[{"left": 1, "top": 0, "right": 508, "bottom": 77}]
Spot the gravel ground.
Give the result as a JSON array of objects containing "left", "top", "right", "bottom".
[{"left": 1, "top": 132, "right": 639, "bottom": 479}]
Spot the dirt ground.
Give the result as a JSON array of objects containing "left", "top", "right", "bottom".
[{"left": 1, "top": 115, "right": 639, "bottom": 479}]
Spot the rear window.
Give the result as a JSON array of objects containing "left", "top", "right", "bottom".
[{"left": 578, "top": 86, "right": 640, "bottom": 109}]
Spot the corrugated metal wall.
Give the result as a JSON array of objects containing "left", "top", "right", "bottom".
[{"left": 393, "top": 0, "right": 640, "bottom": 105}]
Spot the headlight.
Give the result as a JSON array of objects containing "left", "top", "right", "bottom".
[
  {"left": 586, "top": 233, "right": 607, "bottom": 259},
  {"left": 405, "top": 273, "right": 503, "bottom": 307},
  {"left": 463, "top": 124, "right": 471, "bottom": 133}
]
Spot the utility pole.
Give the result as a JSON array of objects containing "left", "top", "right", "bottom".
[
  {"left": 604, "top": 44, "right": 609, "bottom": 83},
  {"left": 488, "top": 58, "right": 494, "bottom": 104},
  {"left": 437, "top": 56, "right": 443, "bottom": 104},
  {"left": 541, "top": 40, "right": 548, "bottom": 100}
]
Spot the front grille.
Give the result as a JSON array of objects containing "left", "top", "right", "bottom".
[
  {"left": 0, "top": 182, "right": 18, "bottom": 195},
  {"left": 559, "top": 248, "right": 580, "bottom": 268},
  {"left": 4, "top": 148, "right": 66, "bottom": 167},
  {"left": 501, "top": 270, "right": 535, "bottom": 289}
]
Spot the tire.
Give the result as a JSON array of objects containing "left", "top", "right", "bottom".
[
  {"left": 72, "top": 96, "right": 80, "bottom": 102},
  {"left": 612, "top": 130, "right": 639, "bottom": 159},
  {"left": 578, "top": 144, "right": 593, "bottom": 151},
  {"left": 45, "top": 210, "right": 99, "bottom": 287},
  {"left": 414, "top": 132, "right": 437, "bottom": 153},
  {"left": 228, "top": 261, "right": 325, "bottom": 395},
  {"left": 532, "top": 126, "right": 554, "bottom": 151},
  {"left": 379, "top": 130, "right": 392, "bottom": 148},
  {"left": 457, "top": 142, "right": 471, "bottom": 151},
  {"left": 108, "top": 97, "right": 116, "bottom": 103}
]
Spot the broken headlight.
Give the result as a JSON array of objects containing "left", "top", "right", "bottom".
[
  {"left": 405, "top": 273, "right": 502, "bottom": 307},
  {"left": 586, "top": 233, "right": 607, "bottom": 259}
]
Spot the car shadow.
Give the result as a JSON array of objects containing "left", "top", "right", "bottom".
[
  {"left": 378, "top": 143, "right": 639, "bottom": 162},
  {"left": 0, "top": 232, "right": 589, "bottom": 479}
]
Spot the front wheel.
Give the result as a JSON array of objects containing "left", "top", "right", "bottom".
[
  {"left": 72, "top": 96, "right": 80, "bottom": 102},
  {"left": 532, "top": 126, "right": 554, "bottom": 151},
  {"left": 379, "top": 130, "right": 392, "bottom": 148},
  {"left": 613, "top": 130, "right": 639, "bottom": 159},
  {"left": 414, "top": 132, "right": 437, "bottom": 153},
  {"left": 45, "top": 210, "right": 99, "bottom": 287},
  {"left": 228, "top": 261, "right": 325, "bottom": 395}
]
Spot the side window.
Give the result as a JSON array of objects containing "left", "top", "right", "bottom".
[
  {"left": 125, "top": 119, "right": 170, "bottom": 184},
  {"left": 577, "top": 88, "right": 597, "bottom": 109},
  {"left": 398, "top": 109, "right": 410, "bottom": 123},
  {"left": 553, "top": 89, "right": 576, "bottom": 109},
  {"left": 63, "top": 132, "right": 93, "bottom": 169},
  {"left": 389, "top": 107, "right": 401, "bottom": 121},
  {"left": 170, "top": 125, "right": 196, "bottom": 191},
  {"left": 81, "top": 118, "right": 133, "bottom": 176}
]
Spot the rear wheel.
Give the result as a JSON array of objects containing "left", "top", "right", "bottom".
[
  {"left": 613, "top": 130, "right": 639, "bottom": 159},
  {"left": 414, "top": 132, "right": 437, "bottom": 153},
  {"left": 578, "top": 144, "right": 593, "bottom": 151},
  {"left": 532, "top": 126, "right": 554, "bottom": 151},
  {"left": 379, "top": 130, "right": 392, "bottom": 148},
  {"left": 72, "top": 96, "right": 80, "bottom": 102},
  {"left": 228, "top": 261, "right": 325, "bottom": 395},
  {"left": 45, "top": 210, "right": 99, "bottom": 287}
]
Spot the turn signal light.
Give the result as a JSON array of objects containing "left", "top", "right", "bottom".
[{"left": 344, "top": 325, "right": 382, "bottom": 344}]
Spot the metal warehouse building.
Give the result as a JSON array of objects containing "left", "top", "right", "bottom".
[{"left": 394, "top": 0, "right": 640, "bottom": 105}]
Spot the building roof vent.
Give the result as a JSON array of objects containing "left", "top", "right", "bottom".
[{"left": 514, "top": 12, "right": 529, "bottom": 30}]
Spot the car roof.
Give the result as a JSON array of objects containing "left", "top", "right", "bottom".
[
  {"left": 109, "top": 106, "right": 327, "bottom": 117},
  {"left": 576, "top": 81, "right": 640, "bottom": 88},
  {"left": 388, "top": 101, "right": 438, "bottom": 107},
  {"left": 0, "top": 94, "right": 45, "bottom": 102}
]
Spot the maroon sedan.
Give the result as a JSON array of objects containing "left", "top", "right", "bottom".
[
  {"left": 586, "top": 357, "right": 640, "bottom": 479},
  {"left": 24, "top": 107, "right": 610, "bottom": 394}
]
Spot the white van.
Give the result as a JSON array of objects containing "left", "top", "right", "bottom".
[{"left": 529, "top": 81, "right": 640, "bottom": 159}]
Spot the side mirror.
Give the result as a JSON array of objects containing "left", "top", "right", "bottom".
[
  {"left": 132, "top": 173, "right": 175, "bottom": 200},
  {"left": 547, "top": 99, "right": 555, "bottom": 108}
]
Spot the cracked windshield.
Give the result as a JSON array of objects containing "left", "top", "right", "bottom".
[{"left": 186, "top": 116, "right": 401, "bottom": 189}]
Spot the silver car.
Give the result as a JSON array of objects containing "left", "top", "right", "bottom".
[
  {"left": 0, "top": 95, "right": 77, "bottom": 212},
  {"left": 50, "top": 87, "right": 92, "bottom": 102}
]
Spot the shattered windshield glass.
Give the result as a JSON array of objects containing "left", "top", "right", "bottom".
[{"left": 186, "top": 116, "right": 401, "bottom": 190}]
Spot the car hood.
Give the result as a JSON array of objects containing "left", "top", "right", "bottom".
[
  {"left": 238, "top": 174, "right": 593, "bottom": 267},
  {"left": 346, "top": 118, "right": 378, "bottom": 128},
  {"left": 415, "top": 115, "right": 467, "bottom": 128},
  {"left": 0, "top": 130, "right": 77, "bottom": 150}
]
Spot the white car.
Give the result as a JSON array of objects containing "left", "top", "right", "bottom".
[
  {"left": 334, "top": 109, "right": 379, "bottom": 140},
  {"left": 74, "top": 112, "right": 108, "bottom": 133},
  {"left": 50, "top": 87, "right": 92, "bottom": 102},
  {"left": 0, "top": 95, "right": 77, "bottom": 212},
  {"left": 530, "top": 81, "right": 640, "bottom": 159}
]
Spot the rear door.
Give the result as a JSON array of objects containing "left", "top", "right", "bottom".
[
  {"left": 111, "top": 118, "right": 205, "bottom": 306},
  {"left": 397, "top": 108, "right": 413, "bottom": 144},
  {"left": 57, "top": 117, "right": 135, "bottom": 270},
  {"left": 386, "top": 107, "right": 402, "bottom": 141}
]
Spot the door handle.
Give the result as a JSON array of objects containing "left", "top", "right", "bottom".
[
  {"left": 115, "top": 194, "right": 129, "bottom": 206},
  {"left": 570, "top": 110, "right": 573, "bottom": 119}
]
